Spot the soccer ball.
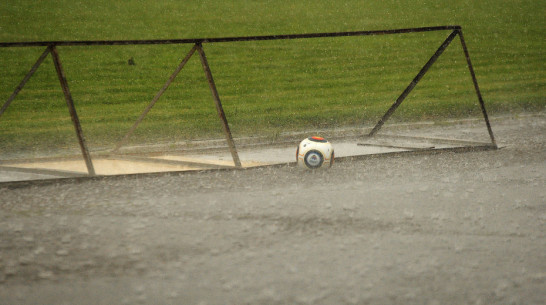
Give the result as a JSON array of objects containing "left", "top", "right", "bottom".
[{"left": 296, "top": 136, "right": 334, "bottom": 169}]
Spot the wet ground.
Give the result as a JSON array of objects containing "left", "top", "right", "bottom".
[
  {"left": 0, "top": 113, "right": 545, "bottom": 304},
  {"left": 0, "top": 122, "right": 471, "bottom": 183}
]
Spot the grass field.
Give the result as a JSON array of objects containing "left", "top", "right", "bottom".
[{"left": 0, "top": 0, "right": 544, "bottom": 154}]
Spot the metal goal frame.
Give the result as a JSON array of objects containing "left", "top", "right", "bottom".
[{"left": 0, "top": 25, "right": 497, "bottom": 177}]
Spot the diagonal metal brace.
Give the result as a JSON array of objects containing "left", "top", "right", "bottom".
[
  {"left": 196, "top": 43, "right": 242, "bottom": 168},
  {"left": 368, "top": 30, "right": 459, "bottom": 137},
  {"left": 113, "top": 44, "right": 198, "bottom": 152},
  {"left": 50, "top": 46, "right": 96, "bottom": 176},
  {"left": 457, "top": 30, "right": 497, "bottom": 147},
  {"left": 0, "top": 47, "right": 51, "bottom": 118}
]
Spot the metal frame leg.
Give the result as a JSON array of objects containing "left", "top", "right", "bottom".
[
  {"left": 196, "top": 43, "right": 242, "bottom": 168},
  {"left": 457, "top": 30, "right": 497, "bottom": 147},
  {"left": 50, "top": 46, "right": 96, "bottom": 176}
]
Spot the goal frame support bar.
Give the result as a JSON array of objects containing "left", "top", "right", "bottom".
[
  {"left": 367, "top": 29, "right": 496, "bottom": 147},
  {"left": 368, "top": 30, "right": 459, "bottom": 137},
  {"left": 0, "top": 46, "right": 96, "bottom": 175},
  {"left": 0, "top": 25, "right": 496, "bottom": 176},
  {"left": 0, "top": 26, "right": 462, "bottom": 48}
]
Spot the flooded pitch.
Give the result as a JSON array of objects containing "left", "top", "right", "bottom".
[{"left": 0, "top": 113, "right": 545, "bottom": 304}]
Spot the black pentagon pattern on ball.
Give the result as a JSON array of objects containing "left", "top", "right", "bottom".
[{"left": 304, "top": 150, "right": 324, "bottom": 169}]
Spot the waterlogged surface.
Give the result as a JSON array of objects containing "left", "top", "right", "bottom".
[{"left": 0, "top": 114, "right": 545, "bottom": 304}]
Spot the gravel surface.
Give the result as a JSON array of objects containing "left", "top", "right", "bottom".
[{"left": 1, "top": 113, "right": 545, "bottom": 304}]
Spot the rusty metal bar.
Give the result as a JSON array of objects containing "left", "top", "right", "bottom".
[
  {"left": 195, "top": 43, "right": 242, "bottom": 168},
  {"left": 368, "top": 30, "right": 459, "bottom": 137},
  {"left": 357, "top": 142, "right": 435, "bottom": 150},
  {"left": 0, "top": 47, "right": 51, "bottom": 119},
  {"left": 50, "top": 46, "right": 96, "bottom": 176},
  {"left": 0, "top": 26, "right": 461, "bottom": 48},
  {"left": 457, "top": 30, "right": 497, "bottom": 147},
  {"left": 112, "top": 45, "right": 198, "bottom": 152},
  {"left": 336, "top": 144, "right": 498, "bottom": 163}
]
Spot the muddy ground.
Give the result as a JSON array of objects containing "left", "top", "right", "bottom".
[{"left": 0, "top": 113, "right": 545, "bottom": 305}]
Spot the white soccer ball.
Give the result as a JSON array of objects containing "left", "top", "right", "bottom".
[{"left": 296, "top": 136, "right": 334, "bottom": 169}]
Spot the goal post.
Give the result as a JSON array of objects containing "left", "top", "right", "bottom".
[{"left": 0, "top": 26, "right": 497, "bottom": 180}]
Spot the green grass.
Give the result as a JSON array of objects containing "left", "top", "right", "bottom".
[{"left": 0, "top": 0, "right": 544, "bottom": 154}]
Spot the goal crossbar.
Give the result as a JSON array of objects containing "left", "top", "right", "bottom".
[{"left": 0, "top": 26, "right": 461, "bottom": 48}]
